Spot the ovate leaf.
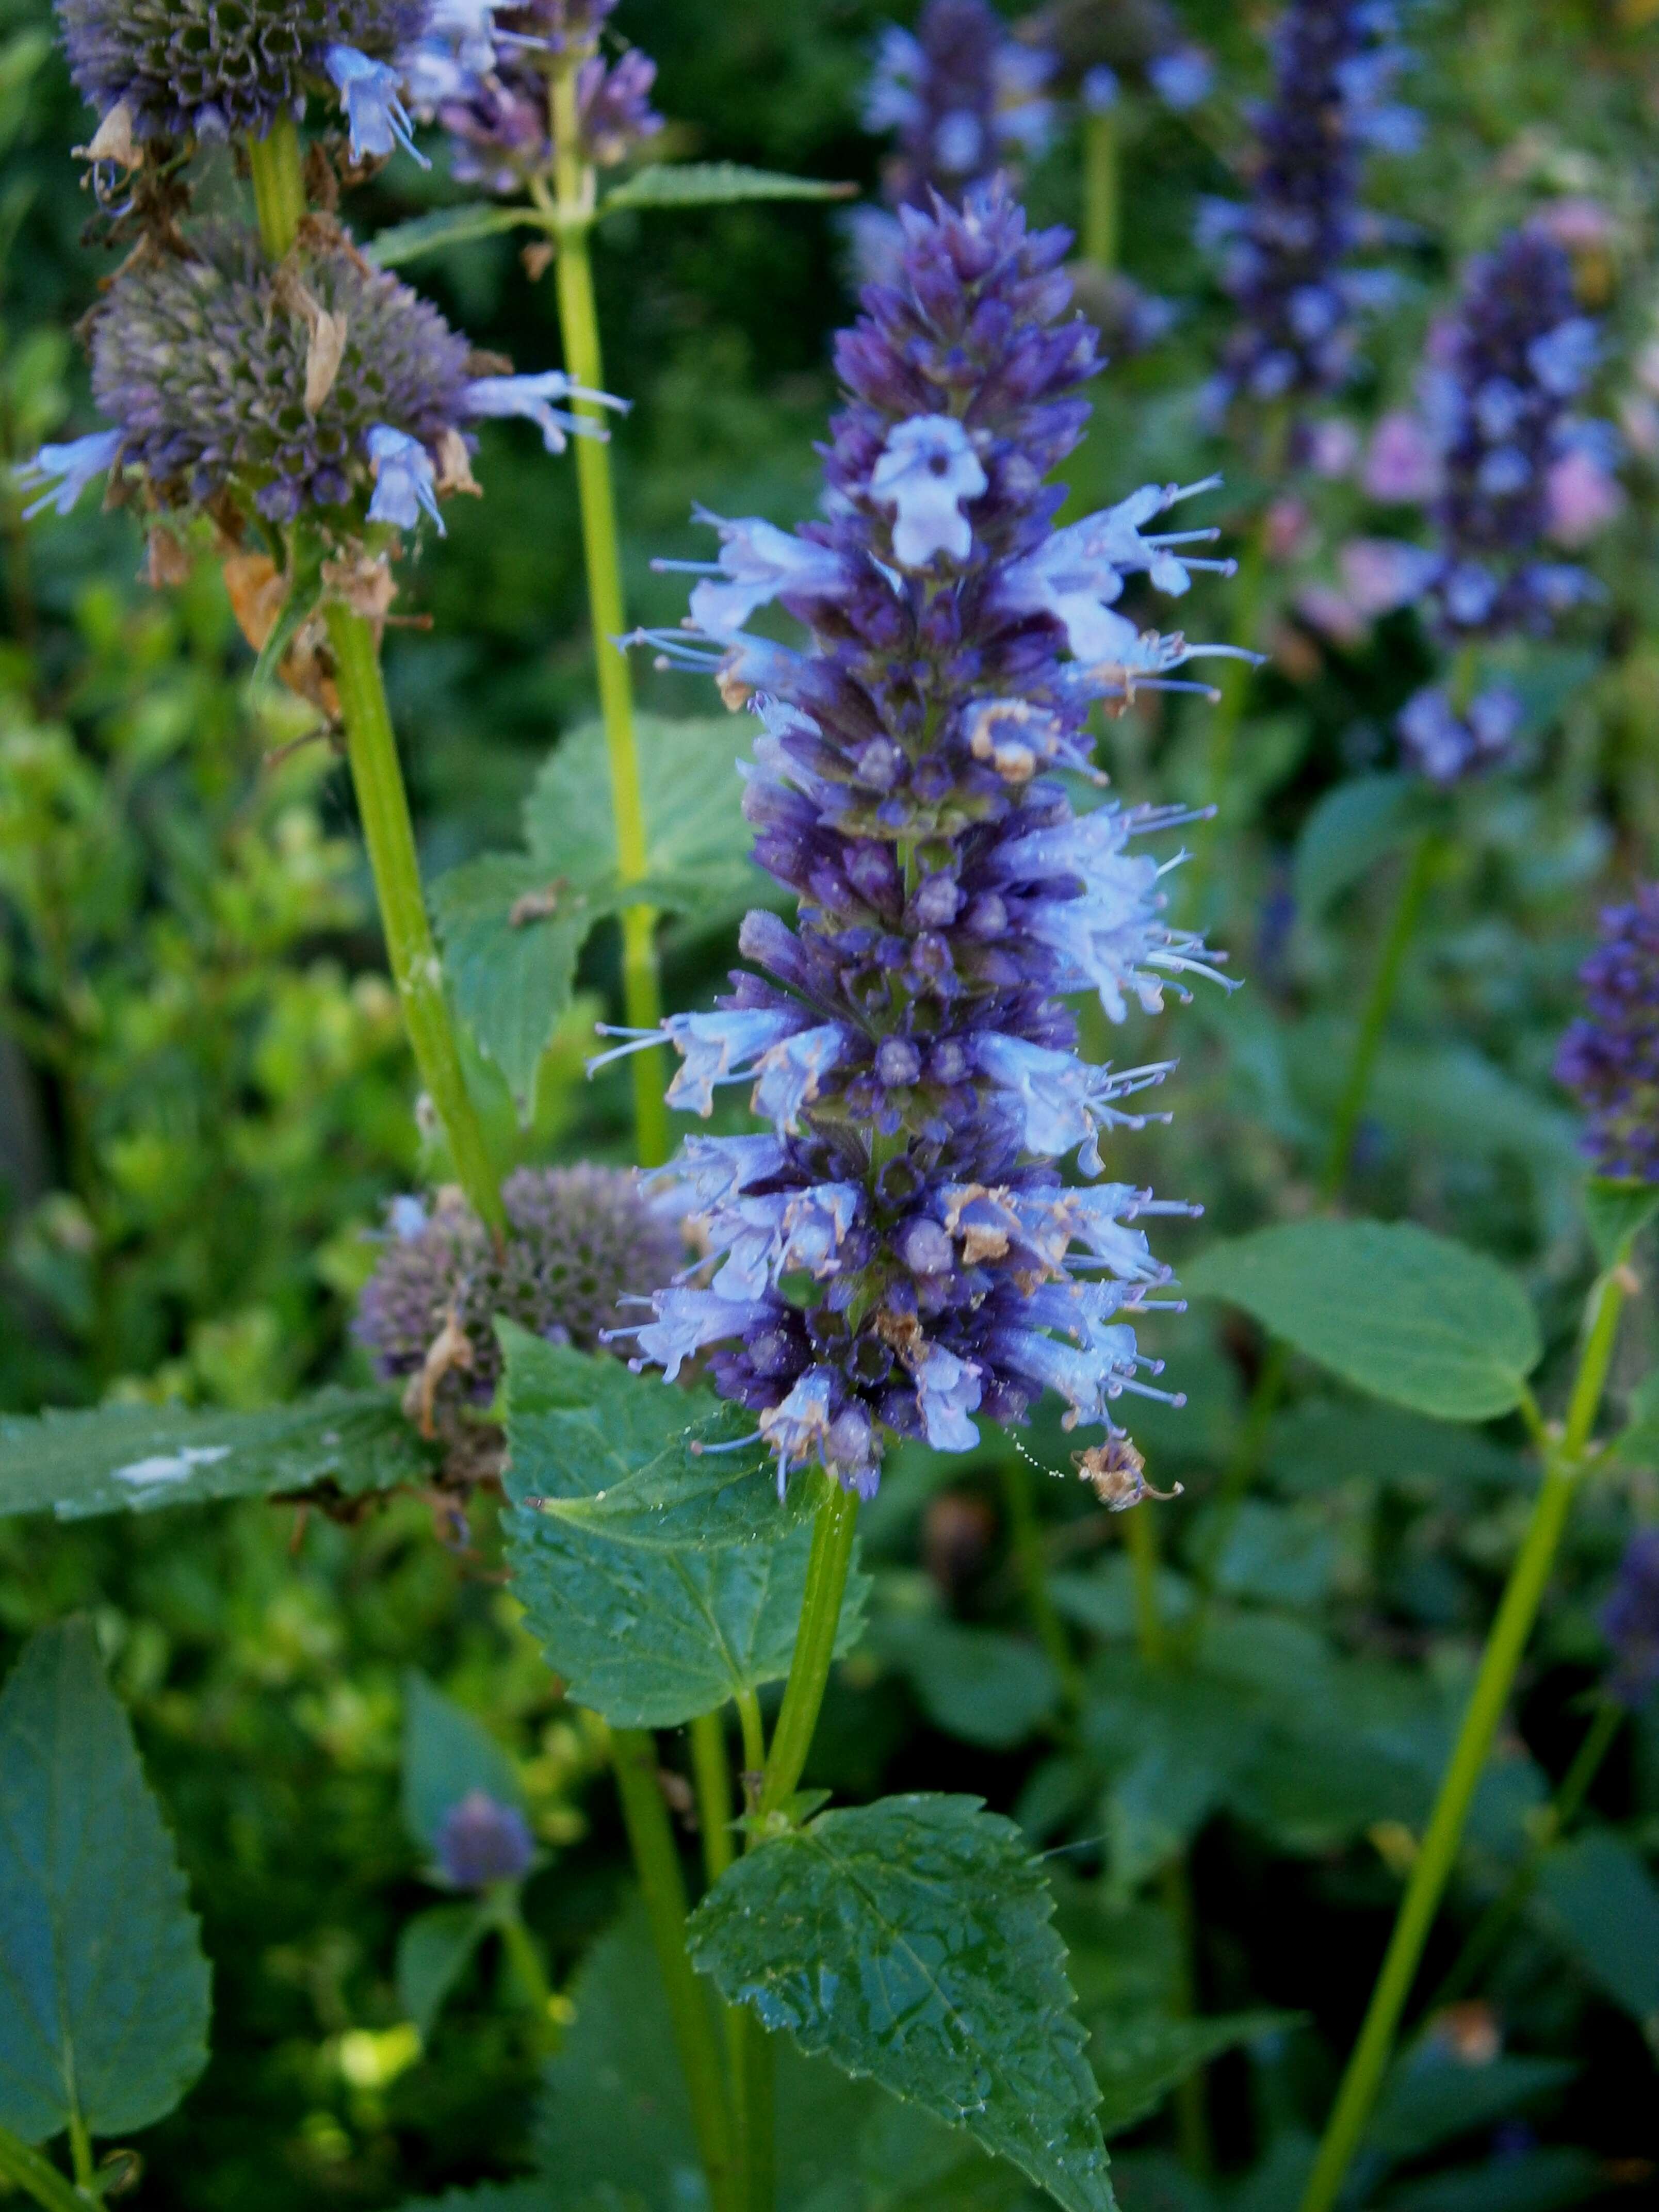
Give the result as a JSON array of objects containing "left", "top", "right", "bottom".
[
  {"left": 1185, "top": 1221, "right": 1540, "bottom": 1421},
  {"left": 1292, "top": 773, "right": 1419, "bottom": 917},
  {"left": 1583, "top": 1177, "right": 1659, "bottom": 1270},
  {"left": 430, "top": 853, "right": 622, "bottom": 1115},
  {"left": 368, "top": 203, "right": 547, "bottom": 267},
  {"left": 397, "top": 1902, "right": 493, "bottom": 2042},
  {"left": 402, "top": 1671, "right": 527, "bottom": 1851},
  {"left": 0, "top": 1389, "right": 431, "bottom": 1522},
  {"left": 598, "top": 163, "right": 854, "bottom": 216},
  {"left": 872, "top": 1617, "right": 1060, "bottom": 1750},
  {"left": 0, "top": 1620, "right": 211, "bottom": 2143},
  {"left": 524, "top": 714, "right": 762, "bottom": 936},
  {"left": 687, "top": 1794, "right": 1115, "bottom": 2212},
  {"left": 1532, "top": 1830, "right": 1659, "bottom": 2041},
  {"left": 501, "top": 1330, "right": 866, "bottom": 1729}
]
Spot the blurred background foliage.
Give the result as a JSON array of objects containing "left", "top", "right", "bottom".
[{"left": 3, "top": 0, "right": 1659, "bottom": 2205}]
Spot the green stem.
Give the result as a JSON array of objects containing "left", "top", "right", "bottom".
[
  {"left": 1319, "top": 832, "right": 1437, "bottom": 1206},
  {"left": 737, "top": 2011, "right": 776, "bottom": 2212},
  {"left": 0, "top": 2125, "right": 87, "bottom": 2212},
  {"left": 496, "top": 1895, "right": 561, "bottom": 2052},
  {"left": 1297, "top": 1274, "right": 1628, "bottom": 2212},
  {"left": 736, "top": 1687, "right": 767, "bottom": 1791},
  {"left": 758, "top": 1484, "right": 860, "bottom": 1817},
  {"left": 247, "top": 112, "right": 305, "bottom": 261},
  {"left": 63, "top": 2119, "right": 92, "bottom": 2197},
  {"left": 1000, "top": 1457, "right": 1082, "bottom": 1705},
  {"left": 691, "top": 1709, "right": 736, "bottom": 1887},
  {"left": 1428, "top": 1699, "right": 1624, "bottom": 2013},
  {"left": 609, "top": 1726, "right": 738, "bottom": 2212},
  {"left": 1183, "top": 531, "right": 1265, "bottom": 926},
  {"left": 326, "top": 602, "right": 503, "bottom": 1231},
  {"left": 1082, "top": 107, "right": 1119, "bottom": 271},
  {"left": 1124, "top": 1501, "right": 1166, "bottom": 1668},
  {"left": 547, "top": 70, "right": 668, "bottom": 1170}
]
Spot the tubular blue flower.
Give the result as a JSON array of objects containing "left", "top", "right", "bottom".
[
  {"left": 869, "top": 415, "right": 989, "bottom": 568},
  {"left": 327, "top": 43, "right": 429, "bottom": 164},
  {"left": 463, "top": 370, "right": 626, "bottom": 453},
  {"left": 603, "top": 185, "right": 1230, "bottom": 1493},
  {"left": 368, "top": 424, "right": 445, "bottom": 531},
  {"left": 1553, "top": 883, "right": 1659, "bottom": 1183},
  {"left": 1396, "top": 681, "right": 1522, "bottom": 786},
  {"left": 1600, "top": 1527, "right": 1659, "bottom": 1710},
  {"left": 406, "top": 0, "right": 662, "bottom": 187},
  {"left": 14, "top": 428, "right": 122, "bottom": 518},
  {"left": 1203, "top": 0, "right": 1415, "bottom": 426}
]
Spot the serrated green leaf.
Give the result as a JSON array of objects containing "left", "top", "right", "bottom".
[
  {"left": 1292, "top": 774, "right": 1420, "bottom": 917},
  {"left": 1184, "top": 1221, "right": 1540, "bottom": 1421},
  {"left": 501, "top": 1331, "right": 866, "bottom": 1728},
  {"left": 1092, "top": 2012, "right": 1295, "bottom": 2140},
  {"left": 430, "top": 853, "right": 623, "bottom": 1115},
  {"left": 367, "top": 202, "right": 549, "bottom": 267},
  {"left": 0, "top": 1620, "right": 211, "bottom": 2143},
  {"left": 1532, "top": 1830, "right": 1659, "bottom": 2039},
  {"left": 524, "top": 714, "right": 762, "bottom": 936},
  {"left": 397, "top": 1902, "right": 493, "bottom": 2043},
  {"left": 598, "top": 162, "right": 854, "bottom": 216},
  {"left": 0, "top": 1389, "right": 431, "bottom": 1522},
  {"left": 686, "top": 1794, "right": 1115, "bottom": 2212},
  {"left": 872, "top": 1617, "right": 1060, "bottom": 1750},
  {"left": 1583, "top": 1177, "right": 1659, "bottom": 1269},
  {"left": 500, "top": 1328, "right": 809, "bottom": 1549},
  {"left": 402, "top": 1671, "right": 527, "bottom": 1851}
]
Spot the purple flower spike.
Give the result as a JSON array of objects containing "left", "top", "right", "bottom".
[
  {"left": 1554, "top": 885, "right": 1659, "bottom": 1183},
  {"left": 612, "top": 184, "right": 1233, "bottom": 1497},
  {"left": 1600, "top": 1528, "right": 1659, "bottom": 1710},
  {"left": 434, "top": 1791, "right": 535, "bottom": 1888},
  {"left": 862, "top": 0, "right": 1055, "bottom": 214}
]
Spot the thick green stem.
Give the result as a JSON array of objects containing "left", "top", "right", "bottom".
[
  {"left": 248, "top": 112, "right": 305, "bottom": 261},
  {"left": 326, "top": 603, "right": 503, "bottom": 1231},
  {"left": 0, "top": 2125, "right": 87, "bottom": 2212},
  {"left": 609, "top": 1726, "right": 737, "bottom": 2212},
  {"left": 1000, "top": 1457, "right": 1082, "bottom": 1705},
  {"left": 736, "top": 1687, "right": 767, "bottom": 1786},
  {"left": 1082, "top": 107, "right": 1119, "bottom": 271},
  {"left": 1298, "top": 1274, "right": 1628, "bottom": 2212},
  {"left": 1319, "top": 831, "right": 1437, "bottom": 1206},
  {"left": 548, "top": 70, "right": 668, "bottom": 1169},
  {"left": 1429, "top": 1699, "right": 1624, "bottom": 2012},
  {"left": 758, "top": 1484, "right": 860, "bottom": 1816},
  {"left": 63, "top": 2120, "right": 92, "bottom": 2197}
]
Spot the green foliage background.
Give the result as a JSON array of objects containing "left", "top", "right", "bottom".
[{"left": 2, "top": 0, "right": 1658, "bottom": 2206}]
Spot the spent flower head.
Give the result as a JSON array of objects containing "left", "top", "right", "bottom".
[
  {"left": 603, "top": 183, "right": 1247, "bottom": 1500},
  {"left": 57, "top": 0, "right": 428, "bottom": 149},
  {"left": 355, "top": 1164, "right": 686, "bottom": 1416},
  {"left": 1554, "top": 884, "right": 1659, "bottom": 1184}
]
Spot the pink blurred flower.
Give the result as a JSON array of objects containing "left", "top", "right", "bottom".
[
  {"left": 1263, "top": 496, "right": 1313, "bottom": 562},
  {"left": 1295, "top": 583, "right": 1366, "bottom": 646},
  {"left": 1339, "top": 536, "right": 1441, "bottom": 615},
  {"left": 1534, "top": 198, "right": 1616, "bottom": 253},
  {"left": 1307, "top": 418, "right": 1361, "bottom": 478},
  {"left": 1364, "top": 409, "right": 1442, "bottom": 502},
  {"left": 1545, "top": 447, "right": 1623, "bottom": 546}
]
